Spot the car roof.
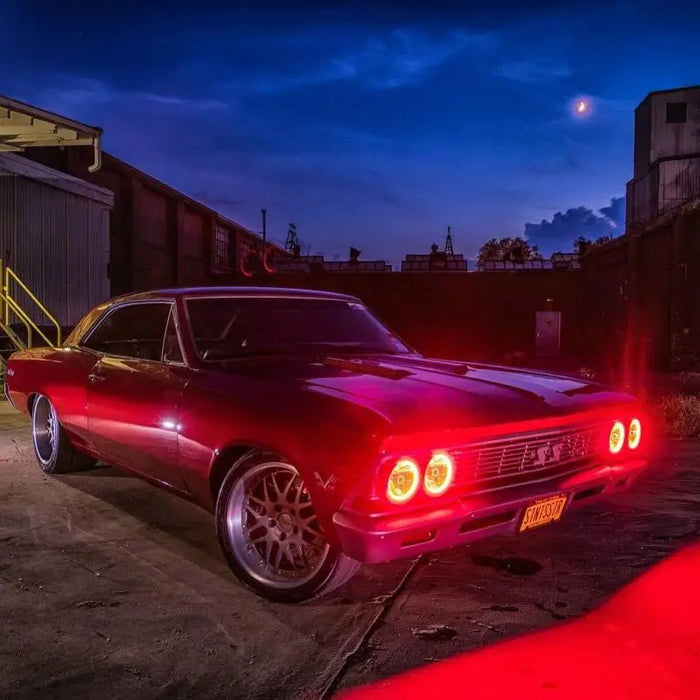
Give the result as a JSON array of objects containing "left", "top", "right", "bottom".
[{"left": 108, "top": 286, "right": 360, "bottom": 304}]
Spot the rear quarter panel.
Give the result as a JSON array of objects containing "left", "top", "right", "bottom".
[{"left": 7, "top": 347, "right": 96, "bottom": 443}]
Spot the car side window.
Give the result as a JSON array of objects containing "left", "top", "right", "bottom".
[
  {"left": 82, "top": 303, "right": 172, "bottom": 361},
  {"left": 162, "top": 308, "right": 184, "bottom": 364}
]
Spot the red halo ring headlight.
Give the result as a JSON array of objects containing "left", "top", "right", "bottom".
[
  {"left": 386, "top": 458, "right": 420, "bottom": 504},
  {"left": 424, "top": 452, "right": 454, "bottom": 496},
  {"left": 628, "top": 418, "right": 642, "bottom": 449},
  {"left": 609, "top": 420, "right": 625, "bottom": 454}
]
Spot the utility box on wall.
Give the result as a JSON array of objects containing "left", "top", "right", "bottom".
[{"left": 536, "top": 311, "right": 561, "bottom": 357}]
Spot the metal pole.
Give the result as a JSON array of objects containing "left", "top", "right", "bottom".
[{"left": 260, "top": 209, "right": 267, "bottom": 254}]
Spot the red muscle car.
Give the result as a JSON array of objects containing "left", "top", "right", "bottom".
[{"left": 5, "top": 287, "right": 649, "bottom": 602}]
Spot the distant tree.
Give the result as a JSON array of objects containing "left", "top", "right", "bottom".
[
  {"left": 478, "top": 236, "right": 541, "bottom": 264},
  {"left": 573, "top": 235, "right": 613, "bottom": 256},
  {"left": 477, "top": 238, "right": 501, "bottom": 263}
]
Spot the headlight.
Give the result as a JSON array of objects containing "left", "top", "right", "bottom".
[
  {"left": 609, "top": 420, "right": 625, "bottom": 454},
  {"left": 386, "top": 459, "right": 420, "bottom": 504},
  {"left": 628, "top": 418, "right": 641, "bottom": 449},
  {"left": 424, "top": 452, "right": 454, "bottom": 496}
]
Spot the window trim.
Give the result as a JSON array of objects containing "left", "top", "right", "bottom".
[
  {"left": 79, "top": 299, "right": 188, "bottom": 366},
  {"left": 213, "top": 225, "right": 233, "bottom": 271},
  {"left": 161, "top": 304, "right": 187, "bottom": 366}
]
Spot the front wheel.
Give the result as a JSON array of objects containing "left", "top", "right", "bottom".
[
  {"left": 215, "top": 452, "right": 359, "bottom": 603},
  {"left": 31, "top": 395, "right": 96, "bottom": 474}
]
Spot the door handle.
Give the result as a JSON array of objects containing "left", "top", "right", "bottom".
[{"left": 88, "top": 373, "right": 105, "bottom": 384}]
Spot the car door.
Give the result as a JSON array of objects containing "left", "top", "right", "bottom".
[{"left": 82, "top": 300, "right": 189, "bottom": 492}]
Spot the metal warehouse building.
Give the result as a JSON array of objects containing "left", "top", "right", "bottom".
[
  {"left": 0, "top": 153, "right": 112, "bottom": 326},
  {"left": 0, "top": 96, "right": 112, "bottom": 328},
  {"left": 25, "top": 146, "right": 283, "bottom": 296},
  {"left": 0, "top": 94, "right": 281, "bottom": 331}
]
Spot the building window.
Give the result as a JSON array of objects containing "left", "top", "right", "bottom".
[
  {"left": 666, "top": 102, "right": 687, "bottom": 124},
  {"left": 214, "top": 226, "right": 231, "bottom": 269}
]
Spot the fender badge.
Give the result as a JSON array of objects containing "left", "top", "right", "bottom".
[{"left": 314, "top": 472, "right": 337, "bottom": 491}]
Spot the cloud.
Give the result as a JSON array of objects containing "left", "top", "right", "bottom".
[
  {"left": 523, "top": 196, "right": 625, "bottom": 254},
  {"left": 232, "top": 28, "right": 494, "bottom": 94},
  {"left": 26, "top": 76, "right": 232, "bottom": 118},
  {"left": 496, "top": 57, "right": 572, "bottom": 83}
]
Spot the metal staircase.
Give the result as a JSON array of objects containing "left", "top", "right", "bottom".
[{"left": 0, "top": 259, "right": 61, "bottom": 384}]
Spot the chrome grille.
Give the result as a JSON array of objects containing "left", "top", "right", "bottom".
[{"left": 456, "top": 423, "right": 603, "bottom": 485}]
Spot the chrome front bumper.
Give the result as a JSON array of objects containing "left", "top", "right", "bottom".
[{"left": 333, "top": 458, "right": 649, "bottom": 563}]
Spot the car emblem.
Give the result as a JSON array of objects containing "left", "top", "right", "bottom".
[
  {"left": 314, "top": 471, "right": 337, "bottom": 491},
  {"left": 533, "top": 442, "right": 562, "bottom": 467}
]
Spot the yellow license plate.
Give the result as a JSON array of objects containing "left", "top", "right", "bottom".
[{"left": 520, "top": 494, "right": 568, "bottom": 532}]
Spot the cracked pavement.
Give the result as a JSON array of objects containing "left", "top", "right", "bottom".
[{"left": 0, "top": 402, "right": 698, "bottom": 699}]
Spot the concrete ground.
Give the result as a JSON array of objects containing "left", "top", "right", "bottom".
[{"left": 0, "top": 401, "right": 698, "bottom": 700}]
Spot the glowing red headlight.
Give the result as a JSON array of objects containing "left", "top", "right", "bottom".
[
  {"left": 424, "top": 452, "right": 454, "bottom": 496},
  {"left": 628, "top": 418, "right": 642, "bottom": 449},
  {"left": 609, "top": 421, "right": 625, "bottom": 454},
  {"left": 386, "top": 459, "right": 420, "bottom": 504}
]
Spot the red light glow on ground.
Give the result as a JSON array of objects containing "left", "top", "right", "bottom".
[{"left": 341, "top": 541, "right": 700, "bottom": 699}]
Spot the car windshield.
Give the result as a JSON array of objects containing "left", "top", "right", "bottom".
[{"left": 185, "top": 296, "right": 412, "bottom": 360}]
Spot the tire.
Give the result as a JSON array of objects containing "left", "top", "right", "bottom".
[
  {"left": 215, "top": 451, "right": 359, "bottom": 603},
  {"left": 31, "top": 395, "right": 97, "bottom": 474}
]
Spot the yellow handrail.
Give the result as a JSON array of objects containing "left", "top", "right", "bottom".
[
  {"left": 0, "top": 314, "right": 31, "bottom": 349},
  {"left": 3, "top": 264, "right": 61, "bottom": 346},
  {"left": 2, "top": 293, "right": 54, "bottom": 347}
]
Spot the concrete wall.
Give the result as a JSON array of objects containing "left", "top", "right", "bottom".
[
  {"left": 583, "top": 207, "right": 700, "bottom": 375},
  {"left": 629, "top": 87, "right": 700, "bottom": 231},
  {"left": 224, "top": 270, "right": 585, "bottom": 362},
  {"left": 648, "top": 87, "right": 700, "bottom": 164},
  {"left": 628, "top": 156, "right": 700, "bottom": 229}
]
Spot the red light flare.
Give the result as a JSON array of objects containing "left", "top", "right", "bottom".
[
  {"left": 380, "top": 407, "right": 625, "bottom": 456},
  {"left": 263, "top": 249, "right": 276, "bottom": 274},
  {"left": 340, "top": 541, "right": 700, "bottom": 700},
  {"left": 239, "top": 258, "right": 253, "bottom": 278}
]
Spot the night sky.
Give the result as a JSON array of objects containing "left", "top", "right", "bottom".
[{"left": 3, "top": 0, "right": 699, "bottom": 264}]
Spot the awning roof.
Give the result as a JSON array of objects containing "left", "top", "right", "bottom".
[{"left": 0, "top": 94, "right": 102, "bottom": 171}]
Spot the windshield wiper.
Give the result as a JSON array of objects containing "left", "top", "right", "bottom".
[
  {"left": 202, "top": 347, "right": 295, "bottom": 361},
  {"left": 293, "top": 341, "right": 400, "bottom": 355},
  {"left": 202, "top": 341, "right": 402, "bottom": 361}
]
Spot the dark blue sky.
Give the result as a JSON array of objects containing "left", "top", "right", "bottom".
[{"left": 3, "top": 0, "right": 698, "bottom": 263}]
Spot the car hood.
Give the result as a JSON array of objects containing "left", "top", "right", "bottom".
[
  {"left": 226, "top": 354, "right": 634, "bottom": 432},
  {"left": 303, "top": 355, "right": 635, "bottom": 430}
]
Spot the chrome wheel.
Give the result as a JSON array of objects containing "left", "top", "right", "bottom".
[
  {"left": 32, "top": 396, "right": 58, "bottom": 466},
  {"left": 225, "top": 461, "right": 330, "bottom": 590}
]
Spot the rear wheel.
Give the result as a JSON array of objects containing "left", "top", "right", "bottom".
[
  {"left": 215, "top": 452, "right": 359, "bottom": 603},
  {"left": 31, "top": 395, "right": 96, "bottom": 474}
]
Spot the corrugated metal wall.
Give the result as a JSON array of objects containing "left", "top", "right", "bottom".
[
  {"left": 659, "top": 158, "right": 700, "bottom": 215},
  {"left": 133, "top": 185, "right": 172, "bottom": 291},
  {"left": 181, "top": 206, "right": 208, "bottom": 286},
  {"left": 626, "top": 167, "right": 658, "bottom": 229},
  {"left": 22, "top": 148, "right": 284, "bottom": 295},
  {"left": 0, "top": 160, "right": 111, "bottom": 327}
]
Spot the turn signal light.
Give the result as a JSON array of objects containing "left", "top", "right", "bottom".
[
  {"left": 628, "top": 418, "right": 642, "bottom": 449},
  {"left": 609, "top": 421, "right": 625, "bottom": 454},
  {"left": 424, "top": 453, "right": 454, "bottom": 496},
  {"left": 387, "top": 459, "right": 420, "bottom": 504}
]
